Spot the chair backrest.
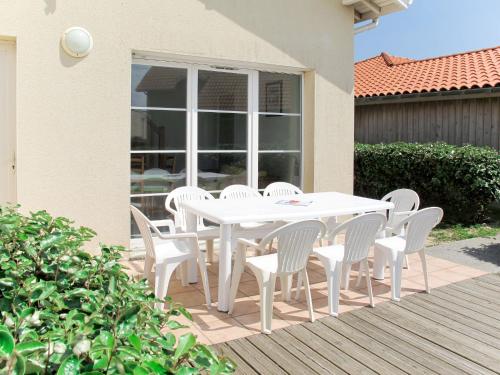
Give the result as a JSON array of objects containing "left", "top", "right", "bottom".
[
  {"left": 403, "top": 207, "right": 443, "bottom": 254},
  {"left": 382, "top": 189, "right": 420, "bottom": 227},
  {"left": 261, "top": 220, "right": 326, "bottom": 274},
  {"left": 329, "top": 213, "right": 387, "bottom": 264},
  {"left": 165, "top": 186, "right": 214, "bottom": 230},
  {"left": 220, "top": 184, "right": 261, "bottom": 200},
  {"left": 130, "top": 205, "right": 156, "bottom": 278},
  {"left": 263, "top": 182, "right": 303, "bottom": 197}
]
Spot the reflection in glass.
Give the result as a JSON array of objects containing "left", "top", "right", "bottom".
[
  {"left": 259, "top": 115, "right": 300, "bottom": 150},
  {"left": 198, "top": 153, "right": 247, "bottom": 190},
  {"left": 258, "top": 153, "right": 301, "bottom": 189},
  {"left": 131, "top": 196, "right": 173, "bottom": 237},
  {"left": 198, "top": 70, "right": 248, "bottom": 111},
  {"left": 259, "top": 72, "right": 301, "bottom": 114},
  {"left": 198, "top": 113, "right": 247, "bottom": 150},
  {"left": 131, "top": 110, "right": 186, "bottom": 151},
  {"left": 131, "top": 154, "right": 186, "bottom": 194},
  {"left": 131, "top": 64, "right": 187, "bottom": 108}
]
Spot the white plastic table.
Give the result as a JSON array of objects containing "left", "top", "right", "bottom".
[{"left": 180, "top": 191, "right": 394, "bottom": 311}]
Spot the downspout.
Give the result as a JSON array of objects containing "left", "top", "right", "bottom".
[{"left": 354, "top": 18, "right": 379, "bottom": 34}]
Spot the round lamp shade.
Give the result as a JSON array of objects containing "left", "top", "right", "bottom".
[{"left": 61, "top": 27, "right": 93, "bottom": 57}]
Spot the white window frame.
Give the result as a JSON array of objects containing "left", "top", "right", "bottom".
[{"left": 131, "top": 57, "right": 304, "bottom": 200}]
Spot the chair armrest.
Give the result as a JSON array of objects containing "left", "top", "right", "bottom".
[
  {"left": 157, "top": 232, "right": 199, "bottom": 241},
  {"left": 237, "top": 238, "right": 260, "bottom": 249},
  {"left": 151, "top": 219, "right": 175, "bottom": 233}
]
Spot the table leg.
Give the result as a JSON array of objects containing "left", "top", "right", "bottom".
[
  {"left": 218, "top": 224, "right": 232, "bottom": 312},
  {"left": 186, "top": 212, "right": 198, "bottom": 284}
]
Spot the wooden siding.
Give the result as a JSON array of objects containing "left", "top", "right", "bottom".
[
  {"left": 215, "top": 273, "right": 500, "bottom": 374},
  {"left": 355, "top": 97, "right": 500, "bottom": 150}
]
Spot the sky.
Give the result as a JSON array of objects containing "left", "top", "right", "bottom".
[{"left": 355, "top": 0, "right": 500, "bottom": 62}]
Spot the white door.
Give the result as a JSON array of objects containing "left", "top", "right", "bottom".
[{"left": 0, "top": 41, "right": 16, "bottom": 204}]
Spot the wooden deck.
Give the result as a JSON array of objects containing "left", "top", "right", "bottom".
[{"left": 215, "top": 273, "right": 500, "bottom": 374}]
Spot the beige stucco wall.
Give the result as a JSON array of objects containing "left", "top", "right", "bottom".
[{"left": 0, "top": 0, "right": 354, "bottom": 248}]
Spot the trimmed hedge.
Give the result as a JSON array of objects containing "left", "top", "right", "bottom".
[{"left": 354, "top": 143, "right": 500, "bottom": 224}]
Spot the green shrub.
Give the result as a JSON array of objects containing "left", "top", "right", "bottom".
[
  {"left": 0, "top": 206, "right": 235, "bottom": 374},
  {"left": 354, "top": 143, "right": 500, "bottom": 224}
]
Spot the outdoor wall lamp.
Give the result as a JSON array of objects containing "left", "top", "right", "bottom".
[{"left": 61, "top": 27, "right": 93, "bottom": 58}]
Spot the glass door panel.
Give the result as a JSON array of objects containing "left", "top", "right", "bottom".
[
  {"left": 197, "top": 70, "right": 249, "bottom": 192},
  {"left": 257, "top": 72, "right": 302, "bottom": 189},
  {"left": 131, "top": 65, "right": 188, "bottom": 236}
]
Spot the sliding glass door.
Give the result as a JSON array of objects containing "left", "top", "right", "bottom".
[{"left": 130, "top": 61, "right": 302, "bottom": 237}]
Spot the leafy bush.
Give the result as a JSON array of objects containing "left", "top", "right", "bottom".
[
  {"left": 0, "top": 206, "right": 235, "bottom": 374},
  {"left": 354, "top": 143, "right": 500, "bottom": 224}
]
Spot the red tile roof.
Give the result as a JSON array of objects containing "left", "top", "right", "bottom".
[{"left": 355, "top": 46, "right": 500, "bottom": 98}]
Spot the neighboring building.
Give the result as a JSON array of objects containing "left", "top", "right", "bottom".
[
  {"left": 355, "top": 46, "right": 500, "bottom": 149},
  {"left": 0, "top": 0, "right": 410, "bottom": 248}
]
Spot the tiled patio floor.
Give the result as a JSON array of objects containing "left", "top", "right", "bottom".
[{"left": 124, "top": 246, "right": 488, "bottom": 345}]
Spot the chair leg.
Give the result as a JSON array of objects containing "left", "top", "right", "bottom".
[
  {"left": 295, "top": 272, "right": 303, "bottom": 301},
  {"left": 404, "top": 255, "right": 410, "bottom": 270},
  {"left": 197, "top": 253, "right": 212, "bottom": 308},
  {"left": 257, "top": 271, "right": 276, "bottom": 334},
  {"left": 301, "top": 269, "right": 315, "bottom": 323},
  {"left": 325, "top": 260, "right": 343, "bottom": 317},
  {"left": 341, "top": 263, "right": 352, "bottom": 290},
  {"left": 280, "top": 274, "right": 293, "bottom": 302},
  {"left": 228, "top": 246, "right": 245, "bottom": 314},
  {"left": 390, "top": 253, "right": 405, "bottom": 302},
  {"left": 206, "top": 239, "right": 214, "bottom": 263},
  {"left": 364, "top": 259, "right": 374, "bottom": 308},
  {"left": 418, "top": 250, "right": 430, "bottom": 293},
  {"left": 355, "top": 261, "right": 365, "bottom": 288},
  {"left": 154, "top": 262, "right": 178, "bottom": 310},
  {"left": 144, "top": 255, "right": 155, "bottom": 287},
  {"left": 179, "top": 261, "right": 189, "bottom": 287}
]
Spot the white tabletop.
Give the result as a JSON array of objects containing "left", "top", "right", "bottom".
[{"left": 180, "top": 192, "right": 394, "bottom": 224}]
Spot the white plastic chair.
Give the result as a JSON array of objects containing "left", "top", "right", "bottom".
[
  {"left": 130, "top": 205, "right": 211, "bottom": 310},
  {"left": 165, "top": 186, "right": 219, "bottom": 261},
  {"left": 382, "top": 189, "right": 420, "bottom": 235},
  {"left": 220, "top": 184, "right": 261, "bottom": 200},
  {"left": 262, "top": 182, "right": 303, "bottom": 197},
  {"left": 220, "top": 185, "right": 283, "bottom": 235},
  {"left": 229, "top": 220, "right": 326, "bottom": 334},
  {"left": 373, "top": 207, "right": 443, "bottom": 301},
  {"left": 296, "top": 213, "right": 387, "bottom": 317},
  {"left": 379, "top": 189, "right": 420, "bottom": 271}
]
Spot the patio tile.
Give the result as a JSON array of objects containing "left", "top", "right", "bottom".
[
  {"left": 171, "top": 289, "right": 210, "bottom": 308},
  {"left": 193, "top": 317, "right": 253, "bottom": 344}
]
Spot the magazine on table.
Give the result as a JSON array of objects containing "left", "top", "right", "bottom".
[{"left": 275, "top": 199, "right": 313, "bottom": 207}]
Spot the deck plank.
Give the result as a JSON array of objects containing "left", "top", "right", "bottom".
[
  {"left": 270, "top": 329, "right": 348, "bottom": 375},
  {"left": 319, "top": 317, "right": 433, "bottom": 375},
  {"left": 214, "top": 343, "right": 259, "bottom": 375},
  {"left": 246, "top": 334, "right": 320, "bottom": 374},
  {"left": 285, "top": 324, "right": 373, "bottom": 374},
  {"left": 304, "top": 320, "right": 404, "bottom": 374},
  {"left": 351, "top": 308, "right": 491, "bottom": 375},
  {"left": 340, "top": 311, "right": 466, "bottom": 374},
  {"left": 371, "top": 302, "right": 500, "bottom": 372},
  {"left": 397, "top": 297, "right": 500, "bottom": 347},
  {"left": 404, "top": 292, "right": 500, "bottom": 337},
  {"left": 430, "top": 288, "right": 500, "bottom": 320},
  {"left": 226, "top": 338, "right": 287, "bottom": 375},
  {"left": 214, "top": 274, "right": 500, "bottom": 375}
]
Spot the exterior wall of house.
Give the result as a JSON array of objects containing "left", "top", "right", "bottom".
[
  {"left": 355, "top": 96, "right": 500, "bottom": 150},
  {"left": 0, "top": 0, "right": 355, "bottom": 248}
]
